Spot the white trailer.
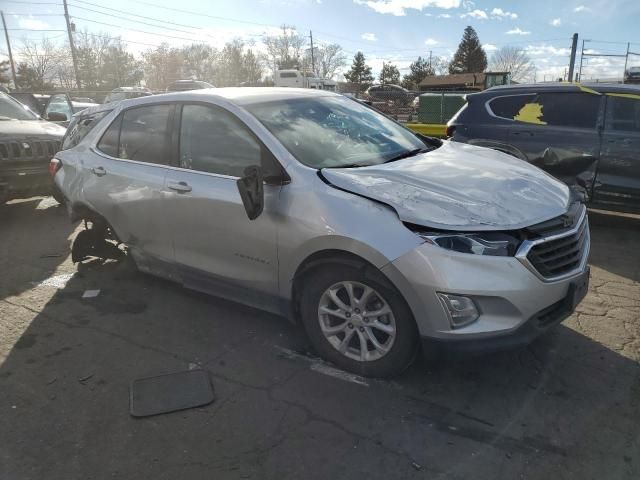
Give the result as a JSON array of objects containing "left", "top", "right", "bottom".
[{"left": 275, "top": 70, "right": 336, "bottom": 90}]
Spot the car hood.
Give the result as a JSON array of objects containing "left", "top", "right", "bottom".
[
  {"left": 0, "top": 119, "right": 66, "bottom": 139},
  {"left": 321, "top": 141, "right": 571, "bottom": 231}
]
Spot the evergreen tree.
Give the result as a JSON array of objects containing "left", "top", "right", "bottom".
[
  {"left": 379, "top": 63, "right": 400, "bottom": 85},
  {"left": 401, "top": 56, "right": 433, "bottom": 89},
  {"left": 449, "top": 26, "right": 487, "bottom": 74},
  {"left": 344, "top": 51, "right": 373, "bottom": 92}
]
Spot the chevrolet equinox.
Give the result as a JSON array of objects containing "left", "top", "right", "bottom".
[{"left": 53, "top": 88, "right": 591, "bottom": 377}]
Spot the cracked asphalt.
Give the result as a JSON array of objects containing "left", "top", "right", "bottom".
[{"left": 1, "top": 197, "right": 639, "bottom": 480}]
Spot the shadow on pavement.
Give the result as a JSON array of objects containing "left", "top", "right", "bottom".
[
  {"left": 0, "top": 197, "right": 77, "bottom": 300},
  {"left": 1, "top": 256, "right": 639, "bottom": 480},
  {"left": 588, "top": 209, "right": 640, "bottom": 283}
]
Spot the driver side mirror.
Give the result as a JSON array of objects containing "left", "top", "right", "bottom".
[
  {"left": 237, "top": 165, "right": 264, "bottom": 220},
  {"left": 47, "top": 112, "right": 68, "bottom": 122}
]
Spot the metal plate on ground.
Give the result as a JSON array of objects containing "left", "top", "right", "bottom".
[{"left": 130, "top": 369, "right": 215, "bottom": 417}]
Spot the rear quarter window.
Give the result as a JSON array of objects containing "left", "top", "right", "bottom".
[
  {"left": 488, "top": 94, "right": 536, "bottom": 119},
  {"left": 62, "top": 110, "right": 112, "bottom": 150}
]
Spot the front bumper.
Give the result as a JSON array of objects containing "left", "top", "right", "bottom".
[
  {"left": 423, "top": 267, "right": 589, "bottom": 355},
  {"left": 381, "top": 237, "right": 590, "bottom": 349},
  {"left": 0, "top": 166, "right": 52, "bottom": 200}
]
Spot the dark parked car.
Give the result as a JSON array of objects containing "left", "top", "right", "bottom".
[
  {"left": 0, "top": 92, "right": 65, "bottom": 201},
  {"left": 10, "top": 92, "right": 99, "bottom": 126},
  {"left": 42, "top": 93, "right": 99, "bottom": 126},
  {"left": 166, "top": 80, "right": 214, "bottom": 92},
  {"left": 9, "top": 93, "right": 50, "bottom": 116},
  {"left": 365, "top": 84, "right": 414, "bottom": 105},
  {"left": 625, "top": 66, "right": 640, "bottom": 84},
  {"left": 448, "top": 83, "right": 640, "bottom": 213}
]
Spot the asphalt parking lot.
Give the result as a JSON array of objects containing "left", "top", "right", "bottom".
[{"left": 1, "top": 197, "right": 639, "bottom": 480}]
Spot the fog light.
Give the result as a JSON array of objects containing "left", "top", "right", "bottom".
[{"left": 437, "top": 293, "right": 479, "bottom": 328}]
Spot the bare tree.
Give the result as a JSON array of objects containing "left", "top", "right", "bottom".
[
  {"left": 312, "top": 43, "right": 346, "bottom": 79},
  {"left": 18, "top": 37, "right": 62, "bottom": 88},
  {"left": 490, "top": 46, "right": 535, "bottom": 82},
  {"left": 432, "top": 56, "right": 449, "bottom": 76},
  {"left": 263, "top": 25, "right": 306, "bottom": 77}
]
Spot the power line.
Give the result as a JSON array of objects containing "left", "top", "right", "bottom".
[
  {"left": 71, "top": 16, "right": 215, "bottom": 43},
  {"left": 2, "top": 1, "right": 62, "bottom": 4},
  {"left": 68, "top": 4, "right": 210, "bottom": 36},
  {"left": 69, "top": 0, "right": 222, "bottom": 32},
  {"left": 3, "top": 13, "right": 64, "bottom": 16},
  {"left": 6, "top": 28, "right": 66, "bottom": 31}
]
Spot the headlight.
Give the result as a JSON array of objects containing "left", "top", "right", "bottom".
[{"left": 416, "top": 231, "right": 520, "bottom": 256}]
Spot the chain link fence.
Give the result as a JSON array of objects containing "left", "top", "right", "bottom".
[{"left": 337, "top": 82, "right": 466, "bottom": 126}]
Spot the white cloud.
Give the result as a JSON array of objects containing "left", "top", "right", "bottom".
[
  {"left": 460, "top": 7, "right": 517, "bottom": 20},
  {"left": 424, "top": 38, "right": 439, "bottom": 46},
  {"left": 461, "top": 9, "right": 488, "bottom": 19},
  {"left": 525, "top": 44, "right": 570, "bottom": 56},
  {"left": 353, "top": 0, "right": 461, "bottom": 16},
  {"left": 17, "top": 17, "right": 51, "bottom": 30},
  {"left": 491, "top": 8, "right": 517, "bottom": 19},
  {"left": 361, "top": 32, "right": 377, "bottom": 41},
  {"left": 484, "top": 43, "right": 498, "bottom": 52},
  {"left": 438, "top": 13, "right": 452, "bottom": 18},
  {"left": 549, "top": 18, "right": 562, "bottom": 27},
  {"left": 506, "top": 27, "right": 531, "bottom": 35},
  {"left": 574, "top": 5, "right": 592, "bottom": 12}
]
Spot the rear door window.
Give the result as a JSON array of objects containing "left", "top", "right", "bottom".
[
  {"left": 97, "top": 104, "right": 174, "bottom": 164},
  {"left": 605, "top": 96, "right": 640, "bottom": 133}
]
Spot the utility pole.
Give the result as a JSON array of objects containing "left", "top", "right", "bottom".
[
  {"left": 568, "top": 33, "right": 578, "bottom": 83},
  {"left": 63, "top": 0, "right": 81, "bottom": 90},
  {"left": 309, "top": 30, "right": 316, "bottom": 76},
  {"left": 623, "top": 42, "right": 630, "bottom": 81},
  {"left": 577, "top": 39, "right": 586, "bottom": 82},
  {"left": 1, "top": 11, "right": 18, "bottom": 89}
]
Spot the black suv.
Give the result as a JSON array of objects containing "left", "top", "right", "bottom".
[
  {"left": 0, "top": 92, "right": 65, "bottom": 201},
  {"left": 448, "top": 83, "right": 640, "bottom": 214},
  {"left": 365, "top": 84, "right": 414, "bottom": 105}
]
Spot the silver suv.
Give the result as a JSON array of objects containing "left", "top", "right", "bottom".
[{"left": 53, "top": 88, "right": 590, "bottom": 377}]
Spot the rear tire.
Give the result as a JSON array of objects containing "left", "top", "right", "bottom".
[{"left": 299, "top": 264, "right": 418, "bottom": 378}]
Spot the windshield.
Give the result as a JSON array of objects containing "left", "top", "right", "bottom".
[
  {"left": 245, "top": 96, "right": 428, "bottom": 169},
  {"left": 0, "top": 93, "right": 40, "bottom": 121}
]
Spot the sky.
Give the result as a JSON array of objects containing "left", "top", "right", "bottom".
[{"left": 1, "top": 0, "right": 639, "bottom": 82}]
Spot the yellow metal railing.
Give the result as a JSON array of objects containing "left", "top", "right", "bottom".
[{"left": 405, "top": 123, "right": 448, "bottom": 138}]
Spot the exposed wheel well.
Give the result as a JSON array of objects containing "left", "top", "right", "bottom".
[{"left": 70, "top": 202, "right": 121, "bottom": 242}]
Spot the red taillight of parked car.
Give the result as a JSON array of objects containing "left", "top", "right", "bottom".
[
  {"left": 446, "top": 125, "right": 456, "bottom": 138},
  {"left": 49, "top": 158, "right": 62, "bottom": 177}
]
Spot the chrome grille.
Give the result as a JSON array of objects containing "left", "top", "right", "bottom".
[
  {"left": 0, "top": 139, "right": 61, "bottom": 161},
  {"left": 517, "top": 205, "right": 590, "bottom": 281}
]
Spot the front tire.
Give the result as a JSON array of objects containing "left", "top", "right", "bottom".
[{"left": 299, "top": 264, "right": 418, "bottom": 378}]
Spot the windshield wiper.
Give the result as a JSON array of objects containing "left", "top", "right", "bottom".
[{"left": 383, "top": 148, "right": 428, "bottom": 164}]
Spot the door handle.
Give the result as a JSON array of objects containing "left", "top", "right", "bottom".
[
  {"left": 167, "top": 181, "right": 192, "bottom": 193},
  {"left": 91, "top": 166, "right": 106, "bottom": 177},
  {"left": 512, "top": 131, "right": 533, "bottom": 137}
]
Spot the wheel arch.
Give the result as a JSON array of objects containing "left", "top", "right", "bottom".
[{"left": 288, "top": 247, "right": 400, "bottom": 325}]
